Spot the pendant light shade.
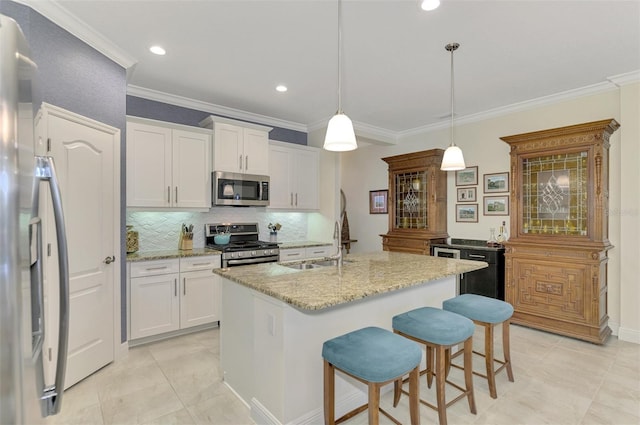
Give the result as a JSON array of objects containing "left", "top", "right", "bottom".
[
  {"left": 324, "top": 0, "right": 357, "bottom": 152},
  {"left": 440, "top": 42, "right": 466, "bottom": 171},
  {"left": 324, "top": 112, "right": 357, "bottom": 151}
]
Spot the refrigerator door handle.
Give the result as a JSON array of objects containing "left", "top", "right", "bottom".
[{"left": 33, "top": 156, "right": 70, "bottom": 416}]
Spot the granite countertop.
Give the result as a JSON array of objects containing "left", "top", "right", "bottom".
[
  {"left": 213, "top": 251, "right": 487, "bottom": 311},
  {"left": 277, "top": 241, "right": 332, "bottom": 249},
  {"left": 127, "top": 248, "right": 222, "bottom": 262}
]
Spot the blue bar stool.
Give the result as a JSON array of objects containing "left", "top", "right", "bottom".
[
  {"left": 443, "top": 294, "right": 514, "bottom": 399},
  {"left": 392, "top": 307, "right": 476, "bottom": 425},
  {"left": 322, "top": 326, "right": 422, "bottom": 425}
]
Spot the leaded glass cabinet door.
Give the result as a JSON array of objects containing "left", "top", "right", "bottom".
[
  {"left": 394, "top": 170, "right": 428, "bottom": 230},
  {"left": 521, "top": 151, "right": 589, "bottom": 237},
  {"left": 381, "top": 149, "right": 448, "bottom": 254}
]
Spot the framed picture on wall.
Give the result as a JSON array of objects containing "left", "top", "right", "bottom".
[
  {"left": 455, "top": 166, "right": 478, "bottom": 186},
  {"left": 483, "top": 195, "right": 509, "bottom": 215},
  {"left": 369, "top": 189, "right": 388, "bottom": 214},
  {"left": 456, "top": 204, "right": 478, "bottom": 222},
  {"left": 484, "top": 172, "right": 509, "bottom": 193},
  {"left": 456, "top": 187, "right": 477, "bottom": 202}
]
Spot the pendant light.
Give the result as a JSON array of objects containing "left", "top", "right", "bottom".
[
  {"left": 440, "top": 42, "right": 466, "bottom": 171},
  {"left": 324, "top": 0, "right": 357, "bottom": 152}
]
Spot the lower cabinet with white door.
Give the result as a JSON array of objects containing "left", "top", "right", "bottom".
[
  {"left": 129, "top": 255, "right": 221, "bottom": 342},
  {"left": 279, "top": 245, "right": 334, "bottom": 262}
]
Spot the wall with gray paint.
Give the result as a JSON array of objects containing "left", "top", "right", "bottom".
[
  {"left": 127, "top": 96, "right": 307, "bottom": 145},
  {"left": 1, "top": 1, "right": 128, "bottom": 343}
]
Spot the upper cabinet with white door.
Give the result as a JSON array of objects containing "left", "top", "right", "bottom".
[
  {"left": 126, "top": 116, "right": 211, "bottom": 209},
  {"left": 200, "top": 115, "right": 272, "bottom": 176},
  {"left": 269, "top": 140, "right": 319, "bottom": 210}
]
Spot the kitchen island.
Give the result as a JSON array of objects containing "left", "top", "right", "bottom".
[{"left": 214, "top": 251, "right": 487, "bottom": 425}]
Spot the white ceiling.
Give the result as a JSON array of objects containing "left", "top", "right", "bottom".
[{"left": 31, "top": 0, "right": 640, "bottom": 138}]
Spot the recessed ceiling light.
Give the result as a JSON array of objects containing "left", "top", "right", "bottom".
[
  {"left": 149, "top": 45, "right": 166, "bottom": 55},
  {"left": 276, "top": 85, "right": 288, "bottom": 92},
  {"left": 421, "top": 0, "right": 440, "bottom": 11}
]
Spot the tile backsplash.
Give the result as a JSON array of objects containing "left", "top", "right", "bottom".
[{"left": 126, "top": 208, "right": 309, "bottom": 252}]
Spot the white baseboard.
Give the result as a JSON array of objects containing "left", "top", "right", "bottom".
[
  {"left": 115, "top": 340, "right": 128, "bottom": 361},
  {"left": 249, "top": 389, "right": 366, "bottom": 425},
  {"left": 617, "top": 326, "right": 640, "bottom": 344}
]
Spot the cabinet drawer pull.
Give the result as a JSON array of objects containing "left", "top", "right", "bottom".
[
  {"left": 245, "top": 155, "right": 248, "bottom": 170},
  {"left": 183, "top": 277, "right": 186, "bottom": 295},
  {"left": 145, "top": 266, "right": 168, "bottom": 271},
  {"left": 190, "top": 262, "right": 211, "bottom": 267},
  {"left": 468, "top": 254, "right": 486, "bottom": 259},
  {"left": 167, "top": 186, "right": 171, "bottom": 203},
  {"left": 239, "top": 155, "right": 243, "bottom": 170},
  {"left": 174, "top": 279, "right": 177, "bottom": 297},
  {"left": 175, "top": 186, "right": 178, "bottom": 203}
]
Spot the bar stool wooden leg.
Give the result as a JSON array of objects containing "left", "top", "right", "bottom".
[
  {"left": 503, "top": 319, "right": 514, "bottom": 382},
  {"left": 426, "top": 345, "right": 434, "bottom": 388},
  {"left": 435, "top": 345, "right": 447, "bottom": 425},
  {"left": 324, "top": 360, "right": 335, "bottom": 425},
  {"left": 484, "top": 323, "right": 498, "bottom": 399},
  {"left": 463, "top": 337, "right": 477, "bottom": 414},
  {"left": 368, "top": 382, "right": 380, "bottom": 424},
  {"left": 409, "top": 366, "right": 420, "bottom": 425}
]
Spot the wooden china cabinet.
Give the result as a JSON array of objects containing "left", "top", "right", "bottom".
[
  {"left": 501, "top": 119, "right": 619, "bottom": 344},
  {"left": 380, "top": 149, "right": 448, "bottom": 254}
]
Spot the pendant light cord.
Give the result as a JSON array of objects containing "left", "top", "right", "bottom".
[
  {"left": 337, "top": 0, "right": 343, "bottom": 114},
  {"left": 449, "top": 43, "right": 455, "bottom": 147}
]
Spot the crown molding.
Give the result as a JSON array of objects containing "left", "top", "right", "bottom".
[
  {"left": 17, "top": 0, "right": 137, "bottom": 68},
  {"left": 608, "top": 70, "right": 640, "bottom": 86},
  {"left": 399, "top": 76, "right": 631, "bottom": 139},
  {"left": 127, "top": 85, "right": 308, "bottom": 133}
]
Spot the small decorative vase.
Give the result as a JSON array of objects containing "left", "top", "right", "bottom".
[
  {"left": 126, "top": 225, "right": 139, "bottom": 253},
  {"left": 269, "top": 231, "right": 277, "bottom": 242}
]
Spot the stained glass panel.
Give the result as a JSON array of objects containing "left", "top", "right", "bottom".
[
  {"left": 522, "top": 151, "right": 588, "bottom": 236},
  {"left": 394, "top": 171, "right": 428, "bottom": 229}
]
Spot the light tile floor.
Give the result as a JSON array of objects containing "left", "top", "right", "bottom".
[{"left": 46, "top": 324, "right": 639, "bottom": 425}]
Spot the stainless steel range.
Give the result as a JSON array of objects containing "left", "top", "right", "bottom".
[{"left": 205, "top": 223, "right": 279, "bottom": 267}]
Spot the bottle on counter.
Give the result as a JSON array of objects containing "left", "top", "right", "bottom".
[
  {"left": 487, "top": 228, "right": 499, "bottom": 247},
  {"left": 497, "top": 221, "right": 508, "bottom": 244}
]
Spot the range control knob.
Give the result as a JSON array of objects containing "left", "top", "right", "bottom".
[
  {"left": 263, "top": 250, "right": 269, "bottom": 255},
  {"left": 238, "top": 252, "right": 244, "bottom": 257},
  {"left": 251, "top": 250, "right": 257, "bottom": 256}
]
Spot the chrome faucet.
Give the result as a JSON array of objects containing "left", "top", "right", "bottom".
[{"left": 331, "top": 220, "right": 343, "bottom": 268}]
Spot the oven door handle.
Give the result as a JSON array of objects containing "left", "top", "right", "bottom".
[{"left": 226, "top": 256, "right": 279, "bottom": 266}]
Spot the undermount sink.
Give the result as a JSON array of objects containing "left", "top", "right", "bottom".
[
  {"left": 280, "top": 259, "right": 352, "bottom": 270},
  {"left": 284, "top": 262, "right": 324, "bottom": 270}
]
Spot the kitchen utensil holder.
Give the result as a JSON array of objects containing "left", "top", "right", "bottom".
[{"left": 179, "top": 232, "right": 193, "bottom": 250}]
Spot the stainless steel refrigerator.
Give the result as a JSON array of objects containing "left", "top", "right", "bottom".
[{"left": 0, "top": 14, "right": 69, "bottom": 423}]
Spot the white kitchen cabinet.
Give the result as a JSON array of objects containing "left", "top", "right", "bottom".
[
  {"left": 305, "top": 245, "right": 334, "bottom": 259},
  {"left": 180, "top": 255, "right": 222, "bottom": 329},
  {"left": 269, "top": 141, "right": 319, "bottom": 210},
  {"left": 126, "top": 117, "right": 211, "bottom": 209},
  {"left": 129, "top": 259, "right": 180, "bottom": 339},
  {"left": 129, "top": 255, "right": 221, "bottom": 340},
  {"left": 200, "top": 115, "right": 272, "bottom": 175},
  {"left": 279, "top": 245, "right": 333, "bottom": 262}
]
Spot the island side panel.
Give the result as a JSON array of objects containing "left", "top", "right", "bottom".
[
  {"left": 222, "top": 274, "right": 457, "bottom": 424},
  {"left": 220, "top": 278, "right": 255, "bottom": 407}
]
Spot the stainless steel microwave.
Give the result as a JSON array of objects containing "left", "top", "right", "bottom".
[{"left": 213, "top": 171, "right": 270, "bottom": 207}]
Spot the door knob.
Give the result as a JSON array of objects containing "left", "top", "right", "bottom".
[{"left": 104, "top": 255, "right": 116, "bottom": 264}]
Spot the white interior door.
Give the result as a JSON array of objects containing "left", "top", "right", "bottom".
[{"left": 41, "top": 105, "right": 119, "bottom": 389}]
